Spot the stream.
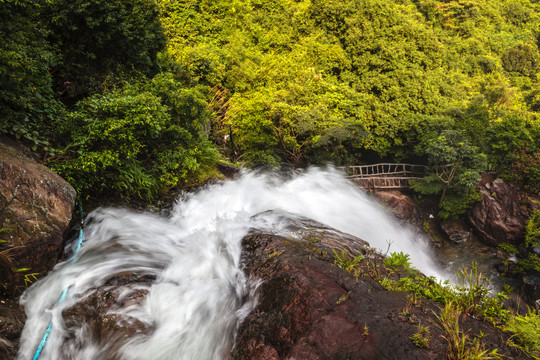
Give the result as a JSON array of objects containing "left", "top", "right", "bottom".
[{"left": 17, "top": 168, "right": 467, "bottom": 359}]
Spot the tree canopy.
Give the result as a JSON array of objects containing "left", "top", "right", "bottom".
[{"left": 1, "top": 0, "right": 539, "bottom": 202}]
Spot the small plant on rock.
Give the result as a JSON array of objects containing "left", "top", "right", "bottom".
[
  {"left": 384, "top": 251, "right": 413, "bottom": 271},
  {"left": 504, "top": 307, "right": 540, "bottom": 358},
  {"left": 332, "top": 249, "right": 364, "bottom": 278},
  {"left": 437, "top": 302, "right": 502, "bottom": 360},
  {"left": 410, "top": 322, "right": 431, "bottom": 348},
  {"left": 384, "top": 251, "right": 415, "bottom": 279}
]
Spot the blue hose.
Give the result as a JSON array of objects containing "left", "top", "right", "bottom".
[{"left": 32, "top": 203, "right": 84, "bottom": 360}]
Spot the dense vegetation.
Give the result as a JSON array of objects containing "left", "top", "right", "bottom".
[
  {"left": 2, "top": 0, "right": 540, "bottom": 356},
  {"left": 0, "top": 0, "right": 220, "bottom": 200},
  {"left": 0, "top": 0, "right": 537, "bottom": 204},
  {"left": 155, "top": 0, "right": 540, "bottom": 217},
  {"left": 2, "top": 0, "right": 538, "bottom": 214},
  {"left": 335, "top": 249, "right": 540, "bottom": 358}
]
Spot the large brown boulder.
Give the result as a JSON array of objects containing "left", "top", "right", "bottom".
[
  {"left": 233, "top": 221, "right": 519, "bottom": 359},
  {"left": 0, "top": 137, "right": 76, "bottom": 297},
  {"left": 374, "top": 190, "right": 421, "bottom": 224},
  {"left": 468, "top": 176, "right": 532, "bottom": 246}
]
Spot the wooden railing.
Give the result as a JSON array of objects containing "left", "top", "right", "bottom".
[{"left": 338, "top": 163, "right": 428, "bottom": 190}]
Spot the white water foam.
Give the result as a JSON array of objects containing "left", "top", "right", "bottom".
[{"left": 17, "top": 167, "right": 444, "bottom": 360}]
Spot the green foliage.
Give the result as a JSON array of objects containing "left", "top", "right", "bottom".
[
  {"left": 504, "top": 308, "right": 540, "bottom": 358},
  {"left": 333, "top": 249, "right": 364, "bottom": 277},
  {"left": 0, "top": 1, "right": 64, "bottom": 150},
  {"left": 437, "top": 302, "right": 502, "bottom": 360},
  {"left": 384, "top": 251, "right": 413, "bottom": 274},
  {"left": 410, "top": 323, "right": 431, "bottom": 349},
  {"left": 525, "top": 210, "right": 540, "bottom": 248},
  {"left": 502, "top": 44, "right": 539, "bottom": 77},
  {"left": 152, "top": 0, "right": 540, "bottom": 181},
  {"left": 485, "top": 115, "right": 534, "bottom": 171},
  {"left": 383, "top": 263, "right": 509, "bottom": 324},
  {"left": 453, "top": 263, "right": 504, "bottom": 319},
  {"left": 516, "top": 253, "right": 540, "bottom": 274},
  {"left": 438, "top": 188, "right": 483, "bottom": 220},
  {"left": 411, "top": 130, "right": 486, "bottom": 218},
  {"left": 501, "top": 147, "right": 540, "bottom": 194},
  {"left": 497, "top": 243, "right": 519, "bottom": 255},
  {"left": 3, "top": 0, "right": 540, "bottom": 201},
  {"left": 44, "top": 0, "right": 166, "bottom": 99},
  {"left": 21, "top": 272, "right": 39, "bottom": 287},
  {"left": 48, "top": 80, "right": 220, "bottom": 199},
  {"left": 385, "top": 273, "right": 456, "bottom": 305}
]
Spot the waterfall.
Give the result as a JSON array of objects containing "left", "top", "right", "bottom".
[{"left": 17, "top": 167, "right": 444, "bottom": 360}]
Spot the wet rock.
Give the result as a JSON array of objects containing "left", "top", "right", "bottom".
[
  {"left": 495, "top": 261, "right": 517, "bottom": 275},
  {"left": 0, "top": 137, "right": 76, "bottom": 297},
  {"left": 0, "top": 298, "right": 25, "bottom": 360},
  {"left": 521, "top": 272, "right": 540, "bottom": 307},
  {"left": 217, "top": 162, "right": 241, "bottom": 179},
  {"left": 375, "top": 190, "right": 420, "bottom": 224},
  {"left": 468, "top": 176, "right": 531, "bottom": 247},
  {"left": 60, "top": 273, "right": 155, "bottom": 358},
  {"left": 233, "top": 220, "right": 520, "bottom": 360},
  {"left": 441, "top": 219, "right": 473, "bottom": 244}
]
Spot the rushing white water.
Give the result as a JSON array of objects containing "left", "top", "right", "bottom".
[{"left": 17, "top": 167, "right": 444, "bottom": 360}]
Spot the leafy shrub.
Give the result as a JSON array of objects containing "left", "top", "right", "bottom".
[
  {"left": 485, "top": 115, "right": 534, "bottom": 171},
  {"left": 48, "top": 86, "right": 220, "bottom": 199},
  {"left": 497, "top": 243, "right": 518, "bottom": 255},
  {"left": 525, "top": 210, "right": 540, "bottom": 248},
  {"left": 438, "top": 188, "right": 483, "bottom": 220},
  {"left": 44, "top": 0, "right": 166, "bottom": 99},
  {"left": 411, "top": 130, "right": 486, "bottom": 218},
  {"left": 504, "top": 308, "right": 540, "bottom": 358},
  {"left": 516, "top": 253, "right": 540, "bottom": 274},
  {"left": 0, "top": 1, "right": 64, "bottom": 149},
  {"left": 478, "top": 57, "right": 497, "bottom": 74},
  {"left": 332, "top": 249, "right": 364, "bottom": 278},
  {"left": 502, "top": 44, "right": 539, "bottom": 77},
  {"left": 410, "top": 323, "right": 431, "bottom": 349},
  {"left": 505, "top": 148, "right": 540, "bottom": 194},
  {"left": 384, "top": 251, "right": 413, "bottom": 275},
  {"left": 453, "top": 263, "right": 508, "bottom": 322}
]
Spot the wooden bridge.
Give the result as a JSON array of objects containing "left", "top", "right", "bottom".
[{"left": 339, "top": 163, "right": 428, "bottom": 190}]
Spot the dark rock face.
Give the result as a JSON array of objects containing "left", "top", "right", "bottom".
[
  {"left": 521, "top": 272, "right": 540, "bottom": 307},
  {"left": 375, "top": 191, "right": 420, "bottom": 224},
  {"left": 217, "top": 162, "right": 241, "bottom": 179},
  {"left": 59, "top": 273, "right": 154, "bottom": 358},
  {"left": 469, "top": 176, "right": 531, "bottom": 246},
  {"left": 441, "top": 219, "right": 473, "bottom": 244},
  {"left": 0, "top": 299, "right": 25, "bottom": 360},
  {"left": 233, "top": 223, "right": 518, "bottom": 360},
  {"left": 0, "top": 138, "right": 76, "bottom": 297}
]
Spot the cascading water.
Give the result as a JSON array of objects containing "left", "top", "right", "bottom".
[{"left": 17, "top": 167, "right": 444, "bottom": 360}]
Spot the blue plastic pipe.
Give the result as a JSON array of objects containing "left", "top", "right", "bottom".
[{"left": 32, "top": 204, "right": 84, "bottom": 360}]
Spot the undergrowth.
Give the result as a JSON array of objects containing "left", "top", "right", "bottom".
[
  {"left": 437, "top": 302, "right": 502, "bottom": 359},
  {"left": 330, "top": 248, "right": 540, "bottom": 359},
  {"left": 504, "top": 308, "right": 540, "bottom": 359}
]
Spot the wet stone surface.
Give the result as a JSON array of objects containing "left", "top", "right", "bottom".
[
  {"left": 233, "top": 220, "right": 524, "bottom": 359},
  {"left": 0, "top": 298, "right": 25, "bottom": 360}
]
